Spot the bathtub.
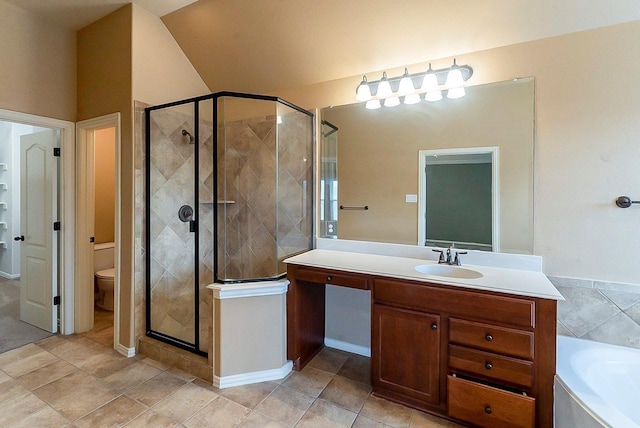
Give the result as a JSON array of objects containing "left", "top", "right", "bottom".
[{"left": 556, "top": 335, "right": 640, "bottom": 428}]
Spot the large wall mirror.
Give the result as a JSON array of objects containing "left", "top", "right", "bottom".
[{"left": 319, "top": 77, "right": 534, "bottom": 254}]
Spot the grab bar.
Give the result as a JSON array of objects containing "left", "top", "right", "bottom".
[{"left": 340, "top": 205, "right": 369, "bottom": 211}]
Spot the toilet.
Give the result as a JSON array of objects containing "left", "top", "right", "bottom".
[{"left": 94, "top": 242, "right": 115, "bottom": 311}]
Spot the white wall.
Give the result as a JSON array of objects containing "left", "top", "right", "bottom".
[
  {"left": 0, "top": 122, "right": 41, "bottom": 278},
  {"left": 0, "top": 122, "right": 11, "bottom": 277}
]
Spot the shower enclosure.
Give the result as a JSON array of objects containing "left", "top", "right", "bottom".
[{"left": 145, "top": 92, "right": 314, "bottom": 355}]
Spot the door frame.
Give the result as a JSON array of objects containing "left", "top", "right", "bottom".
[
  {"left": 0, "top": 108, "right": 75, "bottom": 335},
  {"left": 76, "top": 113, "right": 122, "bottom": 351},
  {"left": 418, "top": 146, "right": 500, "bottom": 251}
]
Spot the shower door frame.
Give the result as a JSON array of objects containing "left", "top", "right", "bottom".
[
  {"left": 145, "top": 91, "right": 314, "bottom": 356},
  {"left": 145, "top": 97, "right": 205, "bottom": 355}
]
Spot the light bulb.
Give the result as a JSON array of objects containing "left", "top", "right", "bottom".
[
  {"left": 384, "top": 96, "right": 400, "bottom": 107},
  {"left": 420, "top": 64, "right": 440, "bottom": 92},
  {"left": 397, "top": 68, "right": 415, "bottom": 96},
  {"left": 355, "top": 76, "right": 372, "bottom": 102},
  {"left": 376, "top": 72, "right": 393, "bottom": 99},
  {"left": 365, "top": 99, "right": 381, "bottom": 109},
  {"left": 445, "top": 59, "right": 464, "bottom": 89},
  {"left": 403, "top": 93, "right": 421, "bottom": 105}
]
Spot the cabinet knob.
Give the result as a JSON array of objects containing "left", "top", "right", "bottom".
[
  {"left": 327, "top": 276, "right": 332, "bottom": 282},
  {"left": 485, "top": 362, "right": 493, "bottom": 370},
  {"left": 431, "top": 323, "right": 437, "bottom": 330},
  {"left": 484, "top": 406, "right": 492, "bottom": 414},
  {"left": 485, "top": 334, "right": 493, "bottom": 342}
]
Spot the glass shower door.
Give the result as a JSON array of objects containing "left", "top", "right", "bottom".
[{"left": 146, "top": 103, "right": 198, "bottom": 350}]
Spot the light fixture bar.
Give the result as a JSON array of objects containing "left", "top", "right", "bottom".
[
  {"left": 354, "top": 61, "right": 473, "bottom": 106},
  {"left": 362, "top": 63, "right": 473, "bottom": 97}
]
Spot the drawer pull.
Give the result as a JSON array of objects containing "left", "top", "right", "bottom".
[
  {"left": 431, "top": 323, "right": 438, "bottom": 330},
  {"left": 327, "top": 276, "right": 332, "bottom": 282},
  {"left": 485, "top": 334, "right": 493, "bottom": 342},
  {"left": 484, "top": 406, "right": 492, "bottom": 414},
  {"left": 485, "top": 362, "right": 493, "bottom": 370}
]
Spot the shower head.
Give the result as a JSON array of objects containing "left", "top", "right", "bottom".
[{"left": 181, "top": 129, "right": 194, "bottom": 144}]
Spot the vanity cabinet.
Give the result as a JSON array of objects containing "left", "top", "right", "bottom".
[
  {"left": 286, "top": 263, "right": 557, "bottom": 428},
  {"left": 372, "top": 304, "right": 441, "bottom": 407}
]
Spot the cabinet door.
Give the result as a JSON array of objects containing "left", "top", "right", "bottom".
[{"left": 372, "top": 304, "right": 441, "bottom": 405}]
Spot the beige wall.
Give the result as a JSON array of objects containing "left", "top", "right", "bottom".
[
  {"left": 77, "top": 5, "right": 134, "bottom": 346},
  {"left": 278, "top": 21, "right": 640, "bottom": 285},
  {"left": 0, "top": 0, "right": 76, "bottom": 120},
  {"left": 131, "top": 4, "right": 209, "bottom": 105},
  {"left": 78, "top": 4, "right": 213, "bottom": 348},
  {"left": 94, "top": 127, "right": 116, "bottom": 244}
]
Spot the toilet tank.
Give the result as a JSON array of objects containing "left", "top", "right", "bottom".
[{"left": 94, "top": 242, "right": 115, "bottom": 273}]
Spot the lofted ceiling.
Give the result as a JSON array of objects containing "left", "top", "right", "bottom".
[
  {"left": 4, "top": 0, "right": 197, "bottom": 30},
  {"left": 161, "top": 0, "right": 640, "bottom": 93},
  {"left": 6, "top": 0, "right": 640, "bottom": 94}
]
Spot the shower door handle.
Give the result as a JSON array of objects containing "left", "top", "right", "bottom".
[{"left": 189, "top": 220, "right": 196, "bottom": 233}]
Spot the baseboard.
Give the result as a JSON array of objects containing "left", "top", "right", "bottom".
[
  {"left": 0, "top": 271, "right": 19, "bottom": 280},
  {"left": 116, "top": 343, "right": 136, "bottom": 358},
  {"left": 214, "top": 361, "right": 293, "bottom": 389},
  {"left": 324, "top": 338, "right": 371, "bottom": 357}
]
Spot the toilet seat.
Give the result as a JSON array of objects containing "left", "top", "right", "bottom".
[{"left": 96, "top": 268, "right": 115, "bottom": 280}]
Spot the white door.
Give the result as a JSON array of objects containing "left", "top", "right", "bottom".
[{"left": 19, "top": 130, "right": 58, "bottom": 333}]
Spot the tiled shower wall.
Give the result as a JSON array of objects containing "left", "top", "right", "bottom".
[
  {"left": 550, "top": 276, "right": 640, "bottom": 349},
  {"left": 216, "top": 113, "right": 312, "bottom": 281},
  {"left": 134, "top": 102, "right": 213, "bottom": 354}
]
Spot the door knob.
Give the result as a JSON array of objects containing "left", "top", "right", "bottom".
[{"left": 14, "top": 235, "right": 24, "bottom": 241}]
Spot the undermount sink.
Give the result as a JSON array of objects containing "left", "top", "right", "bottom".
[{"left": 415, "top": 264, "right": 483, "bottom": 279}]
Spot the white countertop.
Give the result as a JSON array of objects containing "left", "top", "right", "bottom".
[{"left": 285, "top": 249, "right": 564, "bottom": 301}]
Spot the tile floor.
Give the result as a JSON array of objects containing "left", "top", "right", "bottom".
[{"left": 0, "top": 331, "right": 463, "bottom": 427}]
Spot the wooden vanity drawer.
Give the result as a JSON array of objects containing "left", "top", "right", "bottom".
[
  {"left": 292, "top": 267, "right": 370, "bottom": 290},
  {"left": 449, "top": 345, "right": 533, "bottom": 388},
  {"left": 373, "top": 279, "right": 535, "bottom": 327},
  {"left": 449, "top": 318, "right": 534, "bottom": 360},
  {"left": 448, "top": 375, "right": 535, "bottom": 428}
]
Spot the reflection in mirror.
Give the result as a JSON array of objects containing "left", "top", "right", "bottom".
[
  {"left": 419, "top": 148, "right": 498, "bottom": 252},
  {"left": 320, "top": 78, "right": 534, "bottom": 254}
]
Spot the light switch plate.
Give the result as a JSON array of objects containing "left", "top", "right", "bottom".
[{"left": 405, "top": 194, "right": 418, "bottom": 203}]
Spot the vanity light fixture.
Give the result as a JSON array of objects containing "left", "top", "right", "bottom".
[
  {"left": 384, "top": 95, "right": 400, "bottom": 107},
  {"left": 445, "top": 59, "right": 466, "bottom": 99},
  {"left": 365, "top": 99, "right": 382, "bottom": 109},
  {"left": 403, "top": 93, "right": 421, "bottom": 105},
  {"left": 355, "top": 76, "right": 372, "bottom": 101},
  {"left": 397, "top": 68, "right": 416, "bottom": 96},
  {"left": 355, "top": 60, "right": 472, "bottom": 107},
  {"left": 421, "top": 64, "right": 443, "bottom": 102},
  {"left": 376, "top": 72, "right": 393, "bottom": 99}
]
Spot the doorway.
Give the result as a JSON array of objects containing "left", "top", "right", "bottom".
[
  {"left": 0, "top": 110, "right": 75, "bottom": 352},
  {"left": 76, "top": 114, "right": 121, "bottom": 351},
  {"left": 418, "top": 147, "right": 500, "bottom": 251}
]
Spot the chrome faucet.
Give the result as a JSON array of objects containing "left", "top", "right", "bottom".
[{"left": 432, "top": 244, "right": 467, "bottom": 266}]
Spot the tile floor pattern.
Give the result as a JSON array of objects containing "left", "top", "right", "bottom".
[{"left": 0, "top": 333, "right": 463, "bottom": 428}]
